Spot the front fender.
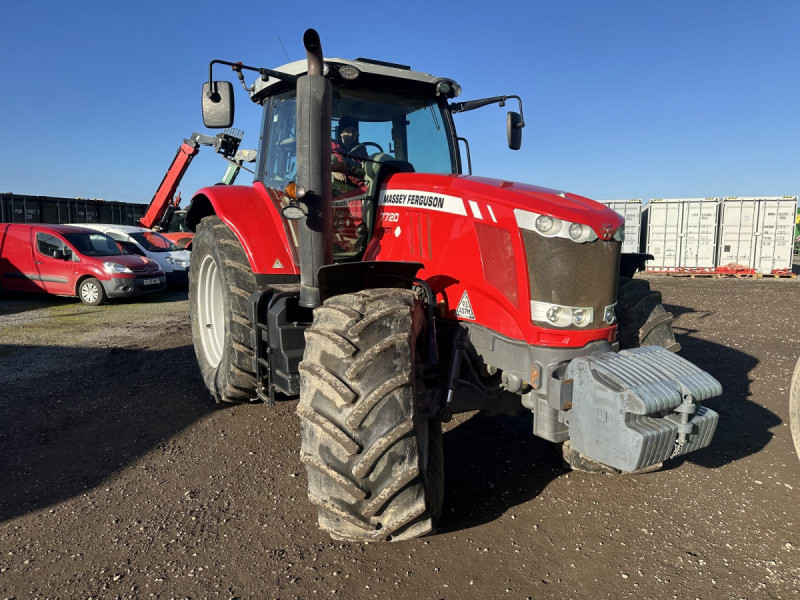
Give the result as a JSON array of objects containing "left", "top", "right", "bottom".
[{"left": 186, "top": 183, "right": 299, "bottom": 276}]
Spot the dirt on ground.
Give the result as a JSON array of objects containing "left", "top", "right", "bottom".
[{"left": 1, "top": 276, "right": 799, "bottom": 600}]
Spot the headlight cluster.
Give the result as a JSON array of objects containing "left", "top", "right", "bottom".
[
  {"left": 531, "top": 301, "right": 593, "bottom": 328},
  {"left": 514, "top": 208, "right": 598, "bottom": 243},
  {"left": 165, "top": 257, "right": 190, "bottom": 268},
  {"left": 531, "top": 301, "right": 618, "bottom": 328},
  {"left": 614, "top": 225, "right": 625, "bottom": 242},
  {"left": 103, "top": 261, "right": 132, "bottom": 274}
]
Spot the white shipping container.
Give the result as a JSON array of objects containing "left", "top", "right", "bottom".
[
  {"left": 717, "top": 196, "right": 797, "bottom": 274},
  {"left": 600, "top": 199, "right": 642, "bottom": 254},
  {"left": 644, "top": 198, "right": 719, "bottom": 272}
]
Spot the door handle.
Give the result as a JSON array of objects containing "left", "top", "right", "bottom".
[{"left": 34, "top": 260, "right": 43, "bottom": 264}]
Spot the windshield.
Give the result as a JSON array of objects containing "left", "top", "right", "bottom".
[
  {"left": 131, "top": 231, "right": 179, "bottom": 252},
  {"left": 259, "top": 85, "right": 457, "bottom": 263},
  {"left": 261, "top": 86, "right": 457, "bottom": 188},
  {"left": 64, "top": 232, "right": 124, "bottom": 256}
]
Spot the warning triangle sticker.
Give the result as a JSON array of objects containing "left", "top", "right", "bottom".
[
  {"left": 272, "top": 258, "right": 284, "bottom": 269},
  {"left": 455, "top": 290, "right": 475, "bottom": 320}
]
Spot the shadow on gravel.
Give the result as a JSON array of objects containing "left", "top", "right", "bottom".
[
  {"left": 663, "top": 302, "right": 776, "bottom": 469},
  {"left": 0, "top": 343, "right": 212, "bottom": 523},
  {"left": 0, "top": 290, "right": 187, "bottom": 316},
  {"left": 440, "top": 410, "right": 563, "bottom": 534},
  {"left": 0, "top": 293, "right": 82, "bottom": 316}
]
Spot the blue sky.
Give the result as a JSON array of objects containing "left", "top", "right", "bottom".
[{"left": 1, "top": 0, "right": 797, "bottom": 205}]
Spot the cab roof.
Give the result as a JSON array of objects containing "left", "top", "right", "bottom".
[{"left": 251, "top": 57, "right": 460, "bottom": 102}]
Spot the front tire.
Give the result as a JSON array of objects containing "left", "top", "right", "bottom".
[
  {"left": 615, "top": 276, "right": 680, "bottom": 352},
  {"left": 79, "top": 277, "right": 106, "bottom": 306},
  {"left": 189, "top": 216, "right": 257, "bottom": 404},
  {"left": 297, "top": 289, "right": 444, "bottom": 541}
]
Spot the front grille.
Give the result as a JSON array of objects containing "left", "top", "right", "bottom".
[{"left": 520, "top": 232, "right": 620, "bottom": 329}]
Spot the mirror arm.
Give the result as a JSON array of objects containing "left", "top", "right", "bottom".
[
  {"left": 450, "top": 95, "right": 525, "bottom": 129},
  {"left": 207, "top": 59, "right": 299, "bottom": 99},
  {"left": 507, "top": 95, "right": 525, "bottom": 128}
]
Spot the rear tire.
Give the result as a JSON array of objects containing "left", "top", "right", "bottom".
[
  {"left": 615, "top": 276, "right": 680, "bottom": 352},
  {"left": 78, "top": 277, "right": 106, "bottom": 306},
  {"left": 189, "top": 216, "right": 257, "bottom": 404},
  {"left": 297, "top": 289, "right": 444, "bottom": 541},
  {"left": 790, "top": 358, "right": 800, "bottom": 460}
]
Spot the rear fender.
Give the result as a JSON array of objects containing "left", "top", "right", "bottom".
[{"left": 185, "top": 183, "right": 299, "bottom": 276}]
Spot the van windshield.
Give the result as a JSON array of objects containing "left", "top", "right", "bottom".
[
  {"left": 63, "top": 232, "right": 124, "bottom": 256},
  {"left": 131, "top": 231, "right": 179, "bottom": 252}
]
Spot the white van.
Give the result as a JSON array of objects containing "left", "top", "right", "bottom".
[{"left": 74, "top": 224, "right": 190, "bottom": 285}]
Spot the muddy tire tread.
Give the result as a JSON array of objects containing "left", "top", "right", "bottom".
[{"left": 297, "top": 289, "right": 443, "bottom": 541}]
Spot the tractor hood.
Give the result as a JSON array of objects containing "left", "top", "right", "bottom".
[{"left": 381, "top": 173, "right": 624, "bottom": 234}]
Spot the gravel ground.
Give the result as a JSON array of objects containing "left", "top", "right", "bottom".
[{"left": 1, "top": 276, "right": 799, "bottom": 599}]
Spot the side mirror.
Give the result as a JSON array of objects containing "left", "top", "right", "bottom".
[
  {"left": 202, "top": 81, "right": 235, "bottom": 128},
  {"left": 507, "top": 111, "right": 523, "bottom": 150},
  {"left": 53, "top": 249, "right": 64, "bottom": 260}
]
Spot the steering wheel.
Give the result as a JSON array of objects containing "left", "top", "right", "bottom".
[{"left": 350, "top": 142, "right": 383, "bottom": 155}]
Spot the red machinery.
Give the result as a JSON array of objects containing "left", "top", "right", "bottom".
[
  {"left": 184, "top": 30, "right": 722, "bottom": 542},
  {"left": 138, "top": 129, "right": 254, "bottom": 249}
]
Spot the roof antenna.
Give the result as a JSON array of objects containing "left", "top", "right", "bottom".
[{"left": 278, "top": 37, "right": 291, "bottom": 62}]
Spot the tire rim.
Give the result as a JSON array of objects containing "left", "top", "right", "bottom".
[
  {"left": 197, "top": 253, "right": 225, "bottom": 367},
  {"left": 81, "top": 282, "right": 98, "bottom": 304}
]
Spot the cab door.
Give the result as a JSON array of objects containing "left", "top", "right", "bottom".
[{"left": 33, "top": 231, "right": 79, "bottom": 295}]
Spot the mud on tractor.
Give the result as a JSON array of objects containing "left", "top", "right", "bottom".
[{"left": 185, "top": 29, "right": 722, "bottom": 541}]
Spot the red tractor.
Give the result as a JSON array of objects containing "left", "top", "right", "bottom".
[{"left": 185, "top": 30, "right": 722, "bottom": 541}]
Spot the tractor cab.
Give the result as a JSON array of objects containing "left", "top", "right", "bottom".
[
  {"left": 201, "top": 56, "right": 522, "bottom": 263},
  {"left": 250, "top": 59, "right": 462, "bottom": 261}
]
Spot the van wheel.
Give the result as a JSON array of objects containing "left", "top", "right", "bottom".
[
  {"left": 190, "top": 216, "right": 257, "bottom": 404},
  {"left": 297, "top": 289, "right": 444, "bottom": 541},
  {"left": 79, "top": 277, "right": 106, "bottom": 306}
]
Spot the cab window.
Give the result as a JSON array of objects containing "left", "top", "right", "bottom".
[{"left": 36, "top": 233, "right": 76, "bottom": 261}]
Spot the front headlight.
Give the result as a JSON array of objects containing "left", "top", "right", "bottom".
[
  {"left": 165, "top": 257, "right": 190, "bottom": 268},
  {"left": 613, "top": 225, "right": 625, "bottom": 242},
  {"left": 515, "top": 209, "right": 599, "bottom": 243},
  {"left": 535, "top": 215, "right": 560, "bottom": 235},
  {"left": 103, "top": 261, "right": 132, "bottom": 274},
  {"left": 532, "top": 301, "right": 594, "bottom": 328}
]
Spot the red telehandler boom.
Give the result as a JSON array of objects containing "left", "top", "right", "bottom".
[{"left": 138, "top": 129, "right": 255, "bottom": 248}]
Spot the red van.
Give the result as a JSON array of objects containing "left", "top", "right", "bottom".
[{"left": 0, "top": 224, "right": 166, "bottom": 305}]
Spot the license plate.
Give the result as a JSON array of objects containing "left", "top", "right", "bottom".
[{"left": 143, "top": 278, "right": 160, "bottom": 285}]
